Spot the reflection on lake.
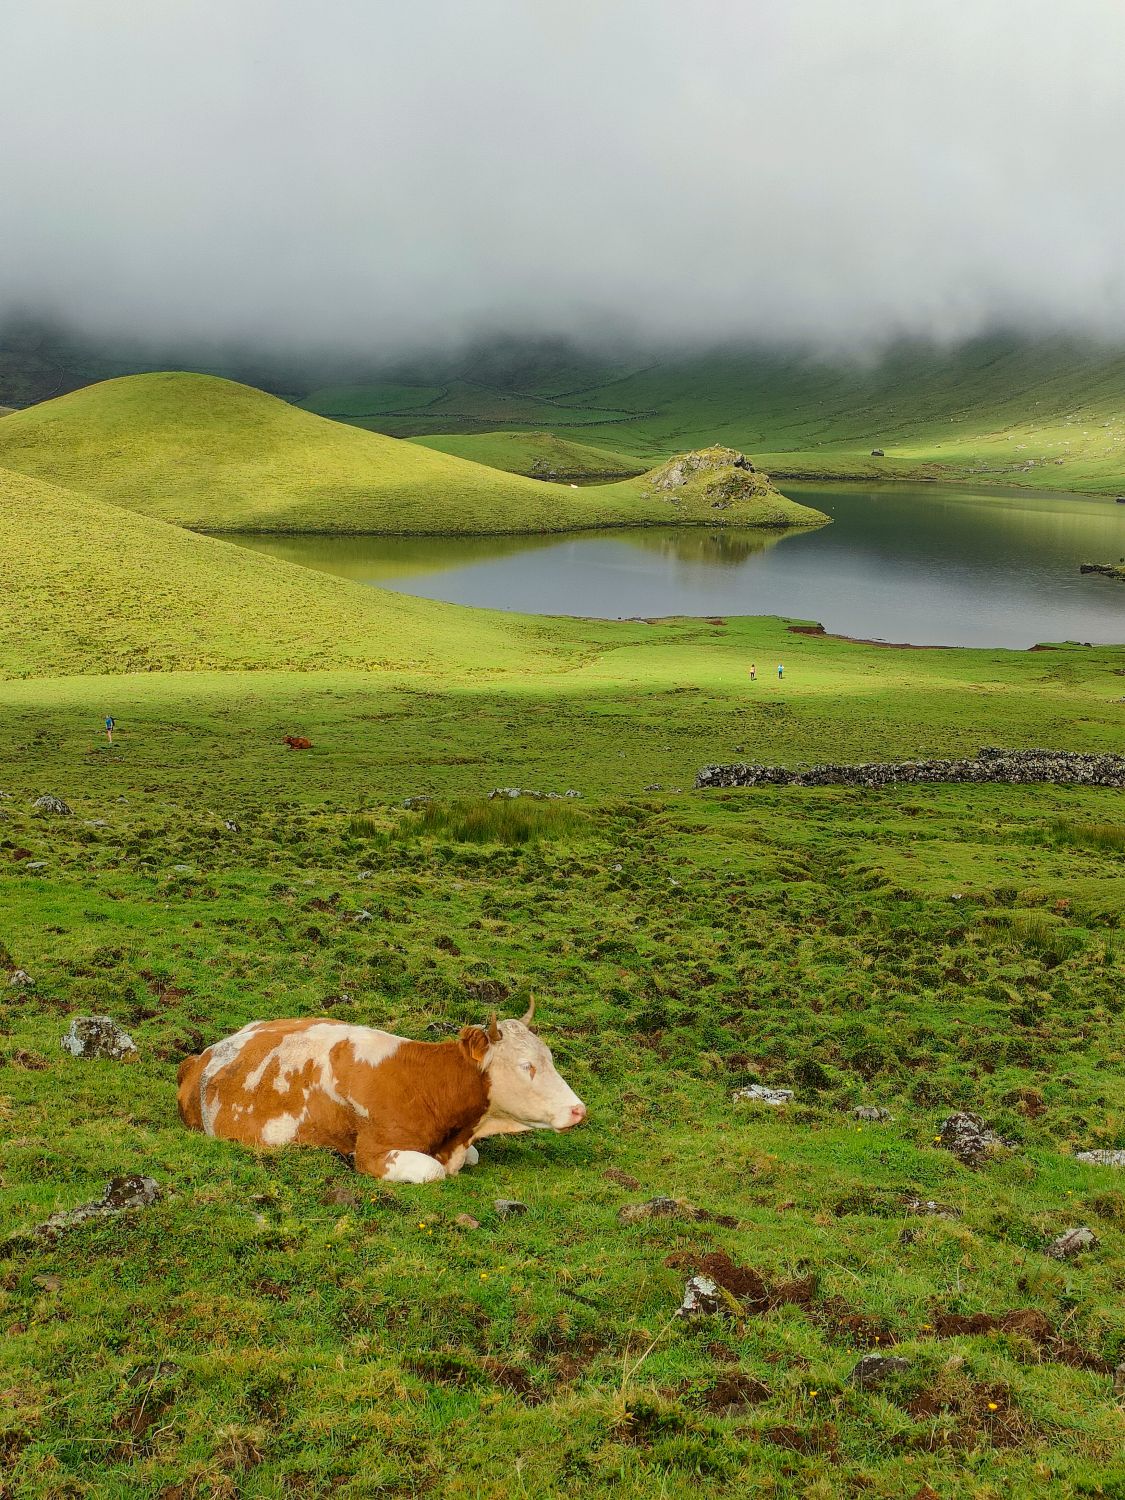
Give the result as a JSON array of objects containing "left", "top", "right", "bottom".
[{"left": 229, "top": 484, "right": 1125, "bottom": 647}]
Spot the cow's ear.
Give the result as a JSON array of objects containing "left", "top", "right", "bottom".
[{"left": 459, "top": 1026, "right": 491, "bottom": 1063}]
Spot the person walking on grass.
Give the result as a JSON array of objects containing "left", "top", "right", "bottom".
[
  {"left": 105, "top": 714, "right": 115, "bottom": 746},
  {"left": 777, "top": 662, "right": 784, "bottom": 680},
  {"left": 749, "top": 662, "right": 757, "bottom": 682}
]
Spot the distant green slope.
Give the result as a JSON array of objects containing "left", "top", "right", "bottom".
[
  {"left": 408, "top": 430, "right": 644, "bottom": 481},
  {"left": 0, "top": 464, "right": 584, "bottom": 678},
  {"left": 323, "top": 336, "right": 1125, "bottom": 495},
  {"left": 0, "top": 373, "right": 825, "bottom": 534}
]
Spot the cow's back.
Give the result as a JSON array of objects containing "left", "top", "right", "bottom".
[{"left": 179, "top": 1018, "right": 404, "bottom": 1152}]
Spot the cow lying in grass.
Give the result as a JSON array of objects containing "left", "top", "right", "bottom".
[
  {"left": 283, "top": 735, "right": 312, "bottom": 750},
  {"left": 177, "top": 1002, "right": 586, "bottom": 1182}
]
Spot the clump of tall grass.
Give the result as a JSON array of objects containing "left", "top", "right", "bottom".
[
  {"left": 1046, "top": 818, "right": 1125, "bottom": 855},
  {"left": 356, "top": 797, "right": 585, "bottom": 847}
]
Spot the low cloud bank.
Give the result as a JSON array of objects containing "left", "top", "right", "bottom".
[{"left": 3, "top": 0, "right": 1123, "bottom": 357}]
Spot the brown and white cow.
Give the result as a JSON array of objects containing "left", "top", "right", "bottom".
[{"left": 176, "top": 1002, "right": 586, "bottom": 1182}]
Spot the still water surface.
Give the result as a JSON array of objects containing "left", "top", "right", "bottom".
[{"left": 231, "top": 484, "right": 1125, "bottom": 648}]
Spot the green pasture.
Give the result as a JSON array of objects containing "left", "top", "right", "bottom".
[
  {"left": 311, "top": 335, "right": 1125, "bottom": 498},
  {"left": 408, "top": 431, "right": 644, "bottom": 483},
  {"left": 1, "top": 600, "right": 1124, "bottom": 1496}
]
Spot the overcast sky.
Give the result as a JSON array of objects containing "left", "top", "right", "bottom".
[{"left": 2, "top": 0, "right": 1123, "bottom": 356}]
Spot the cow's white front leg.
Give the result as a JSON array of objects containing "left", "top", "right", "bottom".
[
  {"left": 441, "top": 1143, "right": 480, "bottom": 1177},
  {"left": 382, "top": 1149, "right": 446, "bottom": 1184}
]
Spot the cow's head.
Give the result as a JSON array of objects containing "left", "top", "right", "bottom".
[{"left": 461, "top": 1000, "right": 587, "bottom": 1135}]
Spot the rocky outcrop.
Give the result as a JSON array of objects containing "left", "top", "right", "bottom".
[
  {"left": 1080, "top": 562, "right": 1125, "bottom": 580},
  {"left": 61, "top": 1015, "right": 137, "bottom": 1061},
  {"left": 639, "top": 447, "right": 827, "bottom": 527},
  {"left": 33, "top": 794, "right": 72, "bottom": 815},
  {"left": 938, "top": 1111, "right": 1014, "bottom": 1167},
  {"left": 697, "top": 747, "right": 1125, "bottom": 791},
  {"left": 9, "top": 1175, "right": 161, "bottom": 1247}
]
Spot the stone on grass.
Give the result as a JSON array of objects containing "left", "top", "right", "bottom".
[
  {"left": 1045, "top": 1226, "right": 1098, "bottom": 1260},
  {"left": 61, "top": 1015, "right": 137, "bottom": 1061},
  {"left": 852, "top": 1106, "right": 892, "bottom": 1121},
  {"left": 1075, "top": 1149, "right": 1125, "bottom": 1168},
  {"left": 733, "top": 1083, "right": 794, "bottom": 1106},
  {"left": 618, "top": 1197, "right": 689, "bottom": 1225},
  {"left": 847, "top": 1354, "right": 911, "bottom": 1388},
  {"left": 676, "top": 1274, "right": 724, "bottom": 1318},
  {"left": 33, "top": 794, "right": 72, "bottom": 815},
  {"left": 617, "top": 1196, "right": 739, "bottom": 1228},
  {"left": 8, "top": 969, "right": 34, "bottom": 988},
  {"left": 21, "top": 1175, "right": 161, "bottom": 1244},
  {"left": 494, "top": 1199, "right": 528, "bottom": 1218},
  {"left": 938, "top": 1111, "right": 1013, "bottom": 1167},
  {"left": 455, "top": 1213, "right": 481, "bottom": 1230},
  {"left": 902, "top": 1195, "right": 960, "bottom": 1219},
  {"left": 402, "top": 795, "right": 432, "bottom": 809},
  {"left": 353, "top": 910, "right": 374, "bottom": 923}
]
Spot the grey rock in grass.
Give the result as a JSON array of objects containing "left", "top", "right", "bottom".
[
  {"left": 902, "top": 1195, "right": 961, "bottom": 1219},
  {"left": 494, "top": 1199, "right": 528, "bottom": 1218},
  {"left": 61, "top": 1015, "right": 137, "bottom": 1061},
  {"left": 733, "top": 1083, "right": 794, "bottom": 1107},
  {"left": 852, "top": 1106, "right": 892, "bottom": 1121},
  {"left": 564, "top": 790, "right": 582, "bottom": 798},
  {"left": 847, "top": 1354, "right": 911, "bottom": 1388},
  {"left": 8, "top": 969, "right": 34, "bottom": 988},
  {"left": 224, "top": 819, "right": 240, "bottom": 832},
  {"left": 618, "top": 1197, "right": 739, "bottom": 1228},
  {"left": 402, "top": 795, "right": 432, "bottom": 809},
  {"left": 25, "top": 861, "right": 47, "bottom": 871},
  {"left": 938, "top": 1111, "right": 1013, "bottom": 1168},
  {"left": 171, "top": 864, "right": 194, "bottom": 874},
  {"left": 353, "top": 910, "right": 374, "bottom": 923},
  {"left": 1075, "top": 1149, "right": 1125, "bottom": 1168},
  {"left": 1045, "top": 1225, "right": 1098, "bottom": 1260},
  {"left": 33, "top": 794, "right": 72, "bottom": 815},
  {"left": 20, "top": 1174, "right": 161, "bottom": 1244},
  {"left": 676, "top": 1274, "right": 724, "bottom": 1317}
]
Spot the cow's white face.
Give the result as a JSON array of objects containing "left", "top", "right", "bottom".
[{"left": 479, "top": 1020, "right": 586, "bottom": 1134}]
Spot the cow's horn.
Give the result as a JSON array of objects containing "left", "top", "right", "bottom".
[
  {"left": 486, "top": 1012, "right": 501, "bottom": 1043},
  {"left": 521, "top": 995, "right": 536, "bottom": 1028}
]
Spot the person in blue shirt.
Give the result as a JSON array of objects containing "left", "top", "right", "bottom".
[
  {"left": 777, "top": 663, "right": 784, "bottom": 679},
  {"left": 105, "top": 714, "right": 115, "bottom": 745}
]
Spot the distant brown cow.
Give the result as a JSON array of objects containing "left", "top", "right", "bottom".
[
  {"left": 283, "top": 736, "right": 312, "bottom": 750},
  {"left": 176, "top": 1002, "right": 586, "bottom": 1182}
]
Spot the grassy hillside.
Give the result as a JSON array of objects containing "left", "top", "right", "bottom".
[
  {"left": 0, "top": 464, "right": 590, "bottom": 679},
  {"left": 409, "top": 429, "right": 644, "bottom": 482},
  {"left": 314, "top": 336, "right": 1125, "bottom": 495},
  {"left": 0, "top": 373, "right": 824, "bottom": 535}
]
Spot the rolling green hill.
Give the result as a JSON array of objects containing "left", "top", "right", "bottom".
[
  {"left": 0, "top": 372, "right": 824, "bottom": 535},
  {"left": 0, "top": 464, "right": 587, "bottom": 678},
  {"left": 308, "top": 336, "right": 1125, "bottom": 495},
  {"left": 408, "top": 429, "right": 644, "bottom": 482}
]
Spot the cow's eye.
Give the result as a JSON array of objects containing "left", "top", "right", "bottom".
[{"left": 523, "top": 1062, "right": 536, "bottom": 1078}]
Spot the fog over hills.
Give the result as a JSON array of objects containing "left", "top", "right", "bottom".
[{"left": 3, "top": 0, "right": 1125, "bottom": 363}]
